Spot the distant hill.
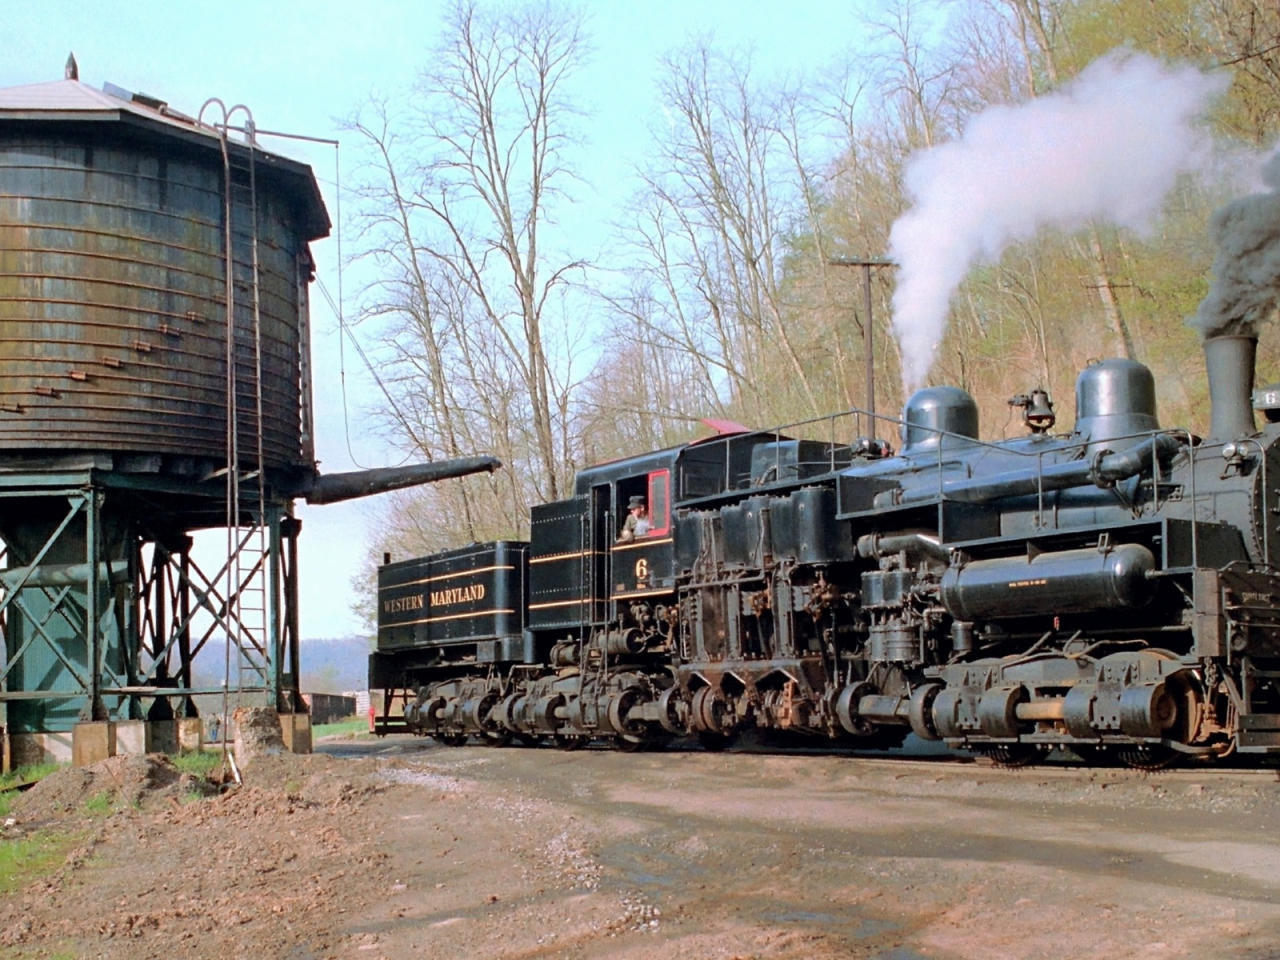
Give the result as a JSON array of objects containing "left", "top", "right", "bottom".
[{"left": 190, "top": 636, "right": 373, "bottom": 695}]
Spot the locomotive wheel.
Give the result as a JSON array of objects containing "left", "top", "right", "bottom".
[
  {"left": 469, "top": 691, "right": 510, "bottom": 746},
  {"left": 554, "top": 733, "right": 587, "bottom": 751},
  {"left": 691, "top": 686, "right": 729, "bottom": 734},
  {"left": 613, "top": 735, "right": 647, "bottom": 753},
  {"left": 436, "top": 732, "right": 469, "bottom": 747},
  {"left": 498, "top": 693, "right": 525, "bottom": 734},
  {"left": 657, "top": 686, "right": 688, "bottom": 734},
  {"left": 1117, "top": 744, "right": 1179, "bottom": 771},
  {"left": 908, "top": 683, "right": 943, "bottom": 741},
  {"left": 982, "top": 744, "right": 1045, "bottom": 768},
  {"left": 608, "top": 687, "right": 650, "bottom": 748}
]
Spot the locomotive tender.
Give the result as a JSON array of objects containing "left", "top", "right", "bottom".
[{"left": 372, "top": 332, "right": 1280, "bottom": 768}]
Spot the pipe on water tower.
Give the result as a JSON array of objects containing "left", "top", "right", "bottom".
[{"left": 300, "top": 455, "right": 502, "bottom": 505}]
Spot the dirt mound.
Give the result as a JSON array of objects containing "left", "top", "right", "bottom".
[
  {"left": 297, "top": 771, "right": 375, "bottom": 807},
  {"left": 13, "top": 754, "right": 183, "bottom": 821}
]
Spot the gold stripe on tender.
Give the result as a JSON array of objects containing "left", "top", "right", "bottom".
[
  {"left": 610, "top": 538, "right": 673, "bottom": 553},
  {"left": 528, "top": 598, "right": 588, "bottom": 611},
  {"left": 611, "top": 587, "right": 673, "bottom": 600},
  {"left": 380, "top": 565, "right": 514, "bottom": 590},
  {"left": 530, "top": 551, "right": 592, "bottom": 565},
  {"left": 385, "top": 608, "right": 515, "bottom": 627}
]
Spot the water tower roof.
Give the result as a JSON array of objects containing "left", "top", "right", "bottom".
[{"left": 0, "top": 78, "right": 330, "bottom": 240}]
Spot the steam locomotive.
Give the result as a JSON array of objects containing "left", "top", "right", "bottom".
[{"left": 370, "top": 333, "right": 1280, "bottom": 768}]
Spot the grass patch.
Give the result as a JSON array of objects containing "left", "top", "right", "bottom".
[
  {"left": 81, "top": 791, "right": 113, "bottom": 816},
  {"left": 313, "top": 717, "right": 369, "bottom": 739},
  {"left": 0, "top": 830, "right": 78, "bottom": 895},
  {"left": 0, "top": 761, "right": 62, "bottom": 791},
  {"left": 171, "top": 749, "right": 223, "bottom": 780}
]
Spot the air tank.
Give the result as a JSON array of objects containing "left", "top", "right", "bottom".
[{"left": 939, "top": 544, "right": 1156, "bottom": 622}]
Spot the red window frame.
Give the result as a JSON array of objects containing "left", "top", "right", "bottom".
[{"left": 647, "top": 469, "right": 670, "bottom": 536}]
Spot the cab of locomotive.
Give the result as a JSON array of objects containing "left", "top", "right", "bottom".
[{"left": 524, "top": 447, "right": 683, "bottom": 650}]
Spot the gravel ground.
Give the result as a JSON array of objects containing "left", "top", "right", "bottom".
[{"left": 1, "top": 738, "right": 1279, "bottom": 959}]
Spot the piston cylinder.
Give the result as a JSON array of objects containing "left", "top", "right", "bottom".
[
  {"left": 869, "top": 620, "right": 919, "bottom": 662},
  {"left": 604, "top": 629, "right": 645, "bottom": 656}
]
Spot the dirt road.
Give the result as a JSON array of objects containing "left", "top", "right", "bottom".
[{"left": 3, "top": 740, "right": 1280, "bottom": 959}]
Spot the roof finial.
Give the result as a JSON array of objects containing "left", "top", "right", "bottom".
[{"left": 65, "top": 53, "right": 78, "bottom": 82}]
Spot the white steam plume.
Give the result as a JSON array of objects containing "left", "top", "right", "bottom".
[{"left": 887, "top": 50, "right": 1227, "bottom": 391}]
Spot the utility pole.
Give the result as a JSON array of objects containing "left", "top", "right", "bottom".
[{"left": 828, "top": 257, "right": 896, "bottom": 430}]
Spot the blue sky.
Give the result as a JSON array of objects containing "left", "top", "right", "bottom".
[{"left": 2, "top": 0, "right": 878, "bottom": 637}]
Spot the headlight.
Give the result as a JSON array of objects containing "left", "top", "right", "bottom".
[{"left": 1222, "top": 442, "right": 1238, "bottom": 460}]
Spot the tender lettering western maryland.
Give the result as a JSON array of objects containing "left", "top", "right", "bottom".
[
  {"left": 432, "top": 583, "right": 486, "bottom": 604},
  {"left": 383, "top": 594, "right": 425, "bottom": 614},
  {"left": 383, "top": 581, "right": 486, "bottom": 615},
  {"left": 431, "top": 583, "right": 485, "bottom": 606}
]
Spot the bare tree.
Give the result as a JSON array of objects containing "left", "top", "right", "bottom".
[
  {"left": 349, "top": 0, "right": 591, "bottom": 552},
  {"left": 615, "top": 43, "right": 830, "bottom": 428},
  {"left": 1204, "top": 0, "right": 1280, "bottom": 143},
  {"left": 865, "top": 0, "right": 965, "bottom": 151}
]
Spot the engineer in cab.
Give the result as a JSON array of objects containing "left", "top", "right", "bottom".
[{"left": 618, "top": 495, "right": 650, "bottom": 542}]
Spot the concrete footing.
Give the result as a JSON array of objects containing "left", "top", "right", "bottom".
[
  {"left": 148, "top": 720, "right": 179, "bottom": 755},
  {"left": 114, "top": 720, "right": 147, "bottom": 756},
  {"left": 115, "top": 720, "right": 180, "bottom": 756},
  {"left": 178, "top": 718, "right": 203, "bottom": 752},
  {"left": 279, "top": 713, "right": 312, "bottom": 755},
  {"left": 4, "top": 712, "right": 298, "bottom": 769},
  {"left": 72, "top": 722, "right": 116, "bottom": 767},
  {"left": 3, "top": 730, "right": 73, "bottom": 771},
  {"left": 1, "top": 720, "right": 204, "bottom": 770}
]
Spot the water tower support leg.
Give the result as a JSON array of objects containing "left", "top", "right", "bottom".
[
  {"left": 267, "top": 505, "right": 284, "bottom": 712},
  {"left": 81, "top": 491, "right": 107, "bottom": 723},
  {"left": 177, "top": 546, "right": 198, "bottom": 719},
  {"left": 284, "top": 515, "right": 303, "bottom": 714}
]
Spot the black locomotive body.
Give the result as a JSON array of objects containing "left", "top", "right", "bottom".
[{"left": 372, "top": 333, "right": 1280, "bottom": 767}]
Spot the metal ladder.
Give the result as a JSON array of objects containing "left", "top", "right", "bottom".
[{"left": 219, "top": 118, "right": 272, "bottom": 709}]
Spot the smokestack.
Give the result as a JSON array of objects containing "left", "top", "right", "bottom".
[{"left": 1204, "top": 335, "right": 1257, "bottom": 441}]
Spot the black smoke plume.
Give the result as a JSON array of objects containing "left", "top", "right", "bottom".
[{"left": 1193, "top": 152, "right": 1280, "bottom": 339}]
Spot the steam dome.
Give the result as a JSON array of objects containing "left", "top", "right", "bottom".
[{"left": 901, "top": 386, "right": 980, "bottom": 455}]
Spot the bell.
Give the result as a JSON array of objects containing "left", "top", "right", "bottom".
[
  {"left": 1008, "top": 389, "right": 1056, "bottom": 434},
  {"left": 1025, "top": 388, "right": 1056, "bottom": 433}
]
